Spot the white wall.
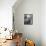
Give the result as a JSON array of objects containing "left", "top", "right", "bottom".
[
  {"left": 0, "top": 0, "right": 16, "bottom": 30},
  {"left": 13, "top": 0, "right": 41, "bottom": 46},
  {"left": 41, "top": 0, "right": 46, "bottom": 46}
]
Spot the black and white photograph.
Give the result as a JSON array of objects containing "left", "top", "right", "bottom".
[{"left": 24, "top": 14, "right": 33, "bottom": 25}]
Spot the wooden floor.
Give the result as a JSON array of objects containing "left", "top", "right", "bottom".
[{"left": 0, "top": 39, "right": 16, "bottom": 46}]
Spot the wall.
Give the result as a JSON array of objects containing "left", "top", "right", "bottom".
[
  {"left": 40, "top": 0, "right": 46, "bottom": 46},
  {"left": 13, "top": 0, "right": 41, "bottom": 46},
  {"left": 0, "top": 0, "right": 16, "bottom": 30}
]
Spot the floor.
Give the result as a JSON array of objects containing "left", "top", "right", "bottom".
[
  {"left": 0, "top": 39, "right": 16, "bottom": 46},
  {"left": 0, "top": 33, "right": 23, "bottom": 46}
]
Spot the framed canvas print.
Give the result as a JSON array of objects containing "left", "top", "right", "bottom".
[{"left": 24, "top": 14, "right": 33, "bottom": 25}]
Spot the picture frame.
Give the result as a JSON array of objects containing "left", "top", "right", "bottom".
[{"left": 24, "top": 14, "right": 33, "bottom": 25}]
